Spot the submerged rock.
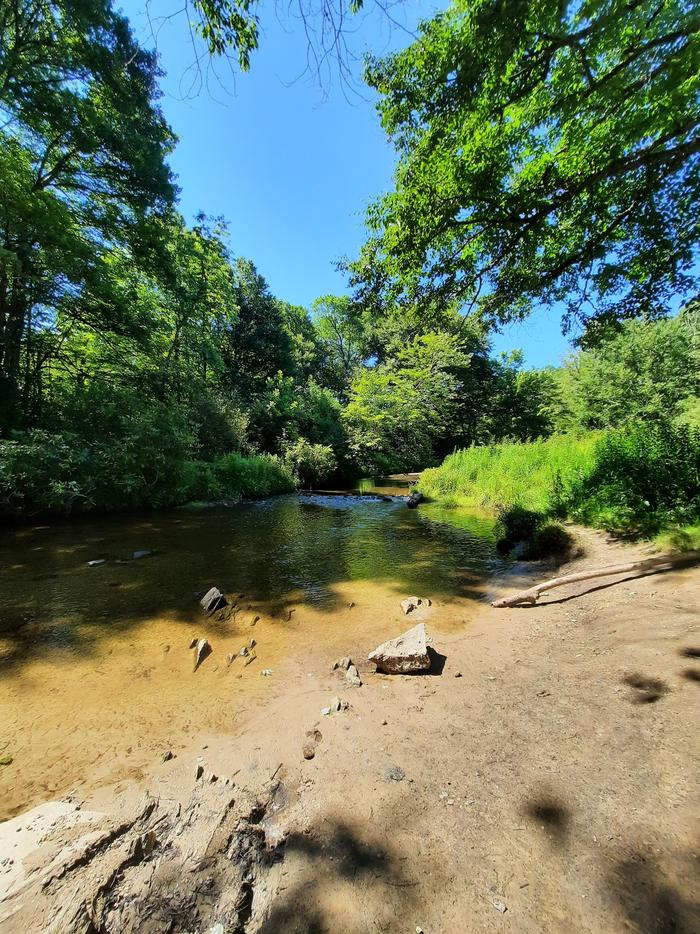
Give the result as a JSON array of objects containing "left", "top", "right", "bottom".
[
  {"left": 200, "top": 587, "right": 227, "bottom": 614},
  {"left": 368, "top": 623, "right": 431, "bottom": 674}
]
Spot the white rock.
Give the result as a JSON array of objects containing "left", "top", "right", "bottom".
[{"left": 368, "top": 623, "right": 431, "bottom": 674}]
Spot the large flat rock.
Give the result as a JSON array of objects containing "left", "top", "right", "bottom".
[{"left": 368, "top": 623, "right": 431, "bottom": 674}]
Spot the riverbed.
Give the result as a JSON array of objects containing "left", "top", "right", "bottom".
[{"left": 0, "top": 489, "right": 507, "bottom": 819}]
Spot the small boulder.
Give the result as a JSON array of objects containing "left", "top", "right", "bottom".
[
  {"left": 368, "top": 623, "right": 431, "bottom": 674},
  {"left": 400, "top": 596, "right": 432, "bottom": 615},
  {"left": 193, "top": 638, "right": 212, "bottom": 671},
  {"left": 200, "top": 587, "right": 227, "bottom": 614},
  {"left": 132, "top": 549, "right": 152, "bottom": 560},
  {"left": 333, "top": 657, "right": 352, "bottom": 671},
  {"left": 195, "top": 761, "right": 204, "bottom": 780},
  {"left": 345, "top": 664, "right": 362, "bottom": 687},
  {"left": 162, "top": 750, "right": 174, "bottom": 762},
  {"left": 407, "top": 491, "right": 423, "bottom": 509}
]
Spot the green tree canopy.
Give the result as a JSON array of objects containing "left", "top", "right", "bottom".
[
  {"left": 351, "top": 0, "right": 700, "bottom": 336},
  {"left": 0, "top": 0, "right": 175, "bottom": 430}
]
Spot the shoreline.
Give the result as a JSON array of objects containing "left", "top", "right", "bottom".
[{"left": 2, "top": 527, "right": 699, "bottom": 932}]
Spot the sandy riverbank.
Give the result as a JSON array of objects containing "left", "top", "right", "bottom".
[{"left": 1, "top": 527, "right": 698, "bottom": 933}]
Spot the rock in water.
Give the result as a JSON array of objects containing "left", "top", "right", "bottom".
[
  {"left": 193, "top": 638, "right": 212, "bottom": 671},
  {"left": 200, "top": 587, "right": 227, "bottom": 614},
  {"left": 345, "top": 664, "right": 362, "bottom": 687},
  {"left": 407, "top": 491, "right": 423, "bottom": 509},
  {"left": 132, "top": 550, "right": 152, "bottom": 560},
  {"left": 368, "top": 623, "right": 431, "bottom": 674}
]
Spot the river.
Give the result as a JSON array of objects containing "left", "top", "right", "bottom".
[{"left": 0, "top": 485, "right": 505, "bottom": 819}]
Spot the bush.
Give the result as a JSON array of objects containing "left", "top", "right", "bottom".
[
  {"left": 565, "top": 422, "right": 700, "bottom": 534},
  {"left": 0, "top": 431, "right": 295, "bottom": 517},
  {"left": 282, "top": 439, "right": 337, "bottom": 488},
  {"left": 214, "top": 452, "right": 295, "bottom": 497}
]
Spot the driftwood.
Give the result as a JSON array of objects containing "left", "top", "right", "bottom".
[{"left": 491, "top": 550, "right": 700, "bottom": 608}]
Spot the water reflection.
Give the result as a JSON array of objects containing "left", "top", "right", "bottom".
[{"left": 0, "top": 494, "right": 504, "bottom": 662}]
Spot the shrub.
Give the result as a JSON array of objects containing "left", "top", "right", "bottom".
[
  {"left": 213, "top": 452, "right": 295, "bottom": 498},
  {"left": 282, "top": 439, "right": 337, "bottom": 488},
  {"left": 565, "top": 423, "right": 700, "bottom": 534}
]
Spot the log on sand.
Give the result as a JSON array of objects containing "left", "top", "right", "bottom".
[{"left": 491, "top": 550, "right": 700, "bottom": 608}]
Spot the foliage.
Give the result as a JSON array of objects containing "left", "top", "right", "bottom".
[
  {"left": 419, "top": 434, "right": 600, "bottom": 514},
  {"left": 564, "top": 422, "right": 700, "bottom": 533},
  {"left": 0, "top": 0, "right": 175, "bottom": 429},
  {"left": 343, "top": 332, "right": 470, "bottom": 473},
  {"left": 0, "top": 428, "right": 294, "bottom": 517},
  {"left": 351, "top": 0, "right": 700, "bottom": 336},
  {"left": 283, "top": 439, "right": 337, "bottom": 487},
  {"left": 553, "top": 316, "right": 700, "bottom": 430},
  {"left": 423, "top": 422, "right": 700, "bottom": 542}
]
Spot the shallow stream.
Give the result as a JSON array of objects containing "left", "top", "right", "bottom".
[{"left": 0, "top": 486, "right": 505, "bottom": 818}]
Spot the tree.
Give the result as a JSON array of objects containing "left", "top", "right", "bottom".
[
  {"left": 351, "top": 0, "right": 700, "bottom": 336},
  {"left": 343, "top": 332, "right": 471, "bottom": 472},
  {"left": 0, "top": 0, "right": 175, "bottom": 431},
  {"left": 312, "top": 295, "right": 368, "bottom": 399},
  {"left": 554, "top": 316, "right": 700, "bottom": 430}
]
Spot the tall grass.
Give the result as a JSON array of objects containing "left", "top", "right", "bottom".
[
  {"left": 419, "top": 424, "right": 700, "bottom": 544},
  {"left": 418, "top": 434, "right": 600, "bottom": 514}
]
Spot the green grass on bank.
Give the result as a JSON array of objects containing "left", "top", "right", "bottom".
[
  {"left": 419, "top": 434, "right": 600, "bottom": 514},
  {"left": 419, "top": 424, "right": 700, "bottom": 545}
]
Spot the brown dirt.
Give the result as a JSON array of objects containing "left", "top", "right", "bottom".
[{"left": 1, "top": 527, "right": 699, "bottom": 933}]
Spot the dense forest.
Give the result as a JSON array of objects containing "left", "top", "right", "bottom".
[{"left": 1, "top": 0, "right": 699, "bottom": 527}]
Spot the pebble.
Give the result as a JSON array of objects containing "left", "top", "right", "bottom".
[
  {"left": 386, "top": 766, "right": 405, "bottom": 782},
  {"left": 162, "top": 750, "right": 174, "bottom": 762},
  {"left": 454, "top": 671, "right": 462, "bottom": 678}
]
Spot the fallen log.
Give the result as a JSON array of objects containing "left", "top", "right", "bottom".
[{"left": 491, "top": 550, "right": 700, "bottom": 608}]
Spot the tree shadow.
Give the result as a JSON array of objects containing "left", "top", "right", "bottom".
[
  {"left": 257, "top": 819, "right": 425, "bottom": 934},
  {"left": 521, "top": 792, "right": 571, "bottom": 846},
  {"left": 622, "top": 673, "right": 670, "bottom": 704},
  {"left": 606, "top": 850, "right": 699, "bottom": 934}
]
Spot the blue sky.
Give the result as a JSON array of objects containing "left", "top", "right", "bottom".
[{"left": 119, "top": 0, "right": 574, "bottom": 368}]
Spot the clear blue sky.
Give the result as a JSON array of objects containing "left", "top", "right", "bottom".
[{"left": 119, "top": 0, "right": 574, "bottom": 368}]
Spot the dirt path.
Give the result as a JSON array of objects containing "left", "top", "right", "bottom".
[{"left": 1, "top": 527, "right": 699, "bottom": 933}]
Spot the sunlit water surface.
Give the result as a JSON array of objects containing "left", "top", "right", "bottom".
[{"left": 0, "top": 489, "right": 505, "bottom": 818}]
